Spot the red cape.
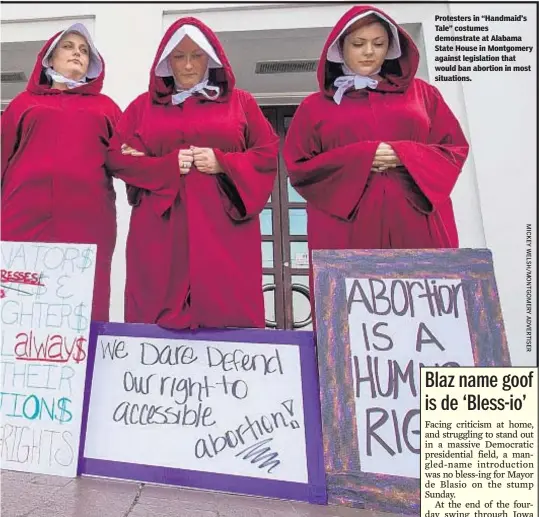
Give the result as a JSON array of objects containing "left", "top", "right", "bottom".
[
  {"left": 1, "top": 29, "right": 121, "bottom": 321},
  {"left": 106, "top": 17, "right": 279, "bottom": 329},
  {"left": 284, "top": 5, "right": 469, "bottom": 250}
]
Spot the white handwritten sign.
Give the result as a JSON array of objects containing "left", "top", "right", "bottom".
[
  {"left": 346, "top": 277, "right": 475, "bottom": 479},
  {"left": 84, "top": 335, "right": 309, "bottom": 483},
  {"left": 0, "top": 241, "right": 96, "bottom": 477}
]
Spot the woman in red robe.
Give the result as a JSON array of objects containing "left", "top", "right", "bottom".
[
  {"left": 284, "top": 5, "right": 469, "bottom": 253},
  {"left": 107, "top": 18, "right": 278, "bottom": 330},
  {"left": 1, "top": 23, "right": 121, "bottom": 322}
]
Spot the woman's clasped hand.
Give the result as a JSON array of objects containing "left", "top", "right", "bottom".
[
  {"left": 121, "top": 143, "right": 222, "bottom": 175},
  {"left": 371, "top": 142, "right": 403, "bottom": 172}
]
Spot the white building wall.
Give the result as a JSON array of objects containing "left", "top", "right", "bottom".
[
  {"left": 1, "top": 2, "right": 536, "bottom": 365},
  {"left": 448, "top": 3, "right": 537, "bottom": 368}
]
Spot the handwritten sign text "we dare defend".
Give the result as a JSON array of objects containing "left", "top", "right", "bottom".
[
  {"left": 84, "top": 336, "right": 308, "bottom": 483},
  {"left": 346, "top": 277, "right": 475, "bottom": 479},
  {"left": 0, "top": 242, "right": 96, "bottom": 477}
]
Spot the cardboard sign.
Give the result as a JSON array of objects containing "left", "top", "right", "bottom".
[
  {"left": 80, "top": 323, "right": 326, "bottom": 504},
  {"left": 312, "top": 249, "right": 510, "bottom": 515},
  {"left": 0, "top": 241, "right": 96, "bottom": 477}
]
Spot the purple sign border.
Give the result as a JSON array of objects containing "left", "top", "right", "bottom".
[{"left": 78, "top": 322, "right": 327, "bottom": 505}]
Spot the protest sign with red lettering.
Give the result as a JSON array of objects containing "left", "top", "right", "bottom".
[{"left": 0, "top": 241, "right": 96, "bottom": 477}]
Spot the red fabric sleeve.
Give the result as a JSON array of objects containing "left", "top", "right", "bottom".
[
  {"left": 390, "top": 86, "right": 469, "bottom": 213},
  {"left": 1, "top": 96, "right": 26, "bottom": 183},
  {"left": 213, "top": 92, "right": 279, "bottom": 221},
  {"left": 106, "top": 97, "right": 181, "bottom": 216},
  {"left": 105, "top": 99, "right": 122, "bottom": 133},
  {"left": 283, "top": 100, "right": 380, "bottom": 221}
]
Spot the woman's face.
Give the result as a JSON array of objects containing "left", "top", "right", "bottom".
[
  {"left": 169, "top": 36, "right": 209, "bottom": 89},
  {"left": 49, "top": 32, "right": 90, "bottom": 80},
  {"left": 342, "top": 21, "right": 390, "bottom": 77}
]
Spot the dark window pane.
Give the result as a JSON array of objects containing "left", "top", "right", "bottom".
[
  {"left": 261, "top": 241, "right": 274, "bottom": 268},
  {"left": 284, "top": 116, "right": 293, "bottom": 133},
  {"left": 260, "top": 208, "right": 273, "bottom": 235},
  {"left": 290, "top": 241, "right": 309, "bottom": 269},
  {"left": 263, "top": 274, "right": 276, "bottom": 326},
  {"left": 291, "top": 275, "right": 312, "bottom": 330},
  {"left": 289, "top": 209, "right": 307, "bottom": 236},
  {"left": 287, "top": 178, "right": 305, "bottom": 203}
]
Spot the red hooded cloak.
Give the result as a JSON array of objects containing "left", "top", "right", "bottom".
[
  {"left": 1, "top": 29, "right": 121, "bottom": 322},
  {"left": 283, "top": 5, "right": 469, "bottom": 251},
  {"left": 106, "top": 17, "right": 279, "bottom": 329}
]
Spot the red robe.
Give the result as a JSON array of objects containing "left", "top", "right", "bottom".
[
  {"left": 283, "top": 5, "right": 469, "bottom": 252},
  {"left": 1, "top": 32, "right": 121, "bottom": 322},
  {"left": 106, "top": 17, "right": 278, "bottom": 329}
]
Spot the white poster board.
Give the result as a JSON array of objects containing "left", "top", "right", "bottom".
[
  {"left": 84, "top": 334, "right": 309, "bottom": 483},
  {"left": 0, "top": 241, "right": 96, "bottom": 477},
  {"left": 346, "top": 277, "right": 475, "bottom": 479}
]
